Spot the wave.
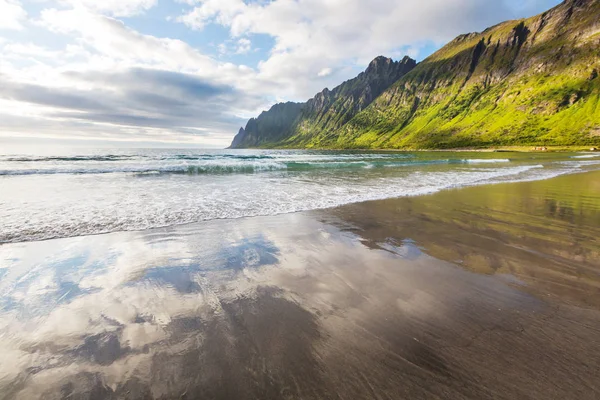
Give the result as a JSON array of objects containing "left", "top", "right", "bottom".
[
  {"left": 571, "top": 154, "right": 600, "bottom": 159},
  {"left": 0, "top": 152, "right": 409, "bottom": 163},
  {"left": 3, "top": 146, "right": 599, "bottom": 244},
  {"left": 2, "top": 162, "right": 584, "bottom": 244},
  {"left": 0, "top": 163, "right": 288, "bottom": 176},
  {"left": 0, "top": 158, "right": 517, "bottom": 176},
  {"left": 1, "top": 155, "right": 139, "bottom": 162},
  {"left": 0, "top": 164, "right": 547, "bottom": 243},
  {"left": 463, "top": 158, "right": 511, "bottom": 164}
]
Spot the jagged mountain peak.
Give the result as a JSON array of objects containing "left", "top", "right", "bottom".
[
  {"left": 366, "top": 55, "right": 416, "bottom": 75},
  {"left": 229, "top": 54, "right": 416, "bottom": 148},
  {"left": 366, "top": 56, "right": 393, "bottom": 70}
]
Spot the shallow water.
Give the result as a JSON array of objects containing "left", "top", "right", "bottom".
[
  {"left": 0, "top": 171, "right": 599, "bottom": 399},
  {"left": 1, "top": 148, "right": 600, "bottom": 243}
]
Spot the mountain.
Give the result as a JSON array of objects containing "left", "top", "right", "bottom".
[
  {"left": 230, "top": 0, "right": 600, "bottom": 149},
  {"left": 229, "top": 102, "right": 304, "bottom": 148},
  {"left": 229, "top": 56, "right": 417, "bottom": 148}
]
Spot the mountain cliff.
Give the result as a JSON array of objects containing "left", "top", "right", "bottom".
[
  {"left": 229, "top": 56, "right": 417, "bottom": 148},
  {"left": 230, "top": 0, "right": 600, "bottom": 149},
  {"left": 229, "top": 102, "right": 303, "bottom": 148}
]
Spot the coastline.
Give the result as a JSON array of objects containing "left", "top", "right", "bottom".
[
  {"left": 3, "top": 149, "right": 598, "bottom": 245},
  {"left": 232, "top": 146, "right": 598, "bottom": 153},
  {"left": 1, "top": 171, "right": 599, "bottom": 399}
]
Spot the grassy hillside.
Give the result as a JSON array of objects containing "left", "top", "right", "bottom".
[
  {"left": 238, "top": 0, "right": 600, "bottom": 149},
  {"left": 230, "top": 57, "right": 416, "bottom": 148},
  {"left": 282, "top": 56, "right": 416, "bottom": 146}
]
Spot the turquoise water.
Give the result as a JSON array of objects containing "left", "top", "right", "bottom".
[{"left": 1, "top": 148, "right": 599, "bottom": 243}]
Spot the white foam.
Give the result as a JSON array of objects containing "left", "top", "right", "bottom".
[
  {"left": 1, "top": 153, "right": 592, "bottom": 244},
  {"left": 464, "top": 159, "right": 511, "bottom": 164},
  {"left": 571, "top": 154, "right": 600, "bottom": 159},
  {"left": 0, "top": 160, "right": 290, "bottom": 176}
]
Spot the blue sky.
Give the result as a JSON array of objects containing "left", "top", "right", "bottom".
[{"left": 0, "top": 0, "right": 561, "bottom": 148}]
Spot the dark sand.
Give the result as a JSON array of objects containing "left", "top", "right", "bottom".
[{"left": 0, "top": 172, "right": 599, "bottom": 399}]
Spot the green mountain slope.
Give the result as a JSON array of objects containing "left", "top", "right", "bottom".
[
  {"left": 231, "top": 0, "right": 600, "bottom": 149},
  {"left": 229, "top": 56, "right": 416, "bottom": 148},
  {"left": 229, "top": 102, "right": 303, "bottom": 148}
]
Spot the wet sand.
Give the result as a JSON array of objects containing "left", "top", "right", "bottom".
[{"left": 0, "top": 172, "right": 599, "bottom": 399}]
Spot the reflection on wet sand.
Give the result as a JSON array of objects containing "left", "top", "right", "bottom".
[
  {"left": 326, "top": 171, "right": 600, "bottom": 308},
  {"left": 0, "top": 172, "right": 599, "bottom": 399}
]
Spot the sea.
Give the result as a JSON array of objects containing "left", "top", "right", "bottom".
[{"left": 1, "top": 148, "right": 600, "bottom": 244}]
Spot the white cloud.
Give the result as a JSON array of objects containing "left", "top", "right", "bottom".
[
  {"left": 3, "top": 42, "right": 63, "bottom": 59},
  {"left": 217, "top": 42, "right": 228, "bottom": 55},
  {"left": 178, "top": 0, "right": 246, "bottom": 31},
  {"left": 38, "top": 8, "right": 214, "bottom": 73},
  {"left": 0, "top": 0, "right": 27, "bottom": 30},
  {"left": 0, "top": 7, "right": 271, "bottom": 145},
  {"left": 60, "top": 0, "right": 157, "bottom": 17},
  {"left": 33, "top": 8, "right": 272, "bottom": 92},
  {"left": 235, "top": 37, "right": 252, "bottom": 54},
  {"left": 215, "top": 37, "right": 253, "bottom": 56},
  {"left": 317, "top": 67, "right": 332, "bottom": 77},
  {"left": 178, "top": 0, "right": 561, "bottom": 99}
]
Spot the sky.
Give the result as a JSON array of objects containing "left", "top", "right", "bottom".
[{"left": 0, "top": 0, "right": 562, "bottom": 149}]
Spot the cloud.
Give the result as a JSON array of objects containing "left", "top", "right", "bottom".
[
  {"left": 34, "top": 8, "right": 273, "bottom": 93},
  {"left": 0, "top": 7, "right": 274, "bottom": 144},
  {"left": 60, "top": 0, "right": 157, "bottom": 17},
  {"left": 317, "top": 67, "right": 332, "bottom": 77},
  {"left": 216, "top": 37, "right": 253, "bottom": 56},
  {"left": 178, "top": 0, "right": 246, "bottom": 31},
  {"left": 0, "top": 0, "right": 27, "bottom": 30},
  {"left": 235, "top": 37, "right": 252, "bottom": 54},
  {"left": 3, "top": 42, "right": 63, "bottom": 58},
  {"left": 38, "top": 8, "right": 215, "bottom": 72},
  {"left": 0, "top": 68, "right": 264, "bottom": 142},
  {"left": 178, "top": 0, "right": 561, "bottom": 99}
]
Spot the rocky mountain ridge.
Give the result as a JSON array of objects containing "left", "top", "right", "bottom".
[{"left": 229, "top": 56, "right": 416, "bottom": 148}]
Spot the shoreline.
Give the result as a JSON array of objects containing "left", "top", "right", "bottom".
[
  {"left": 234, "top": 146, "right": 598, "bottom": 153},
  {"left": 0, "top": 165, "right": 595, "bottom": 246}
]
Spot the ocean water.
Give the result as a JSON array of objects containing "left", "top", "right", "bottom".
[{"left": 1, "top": 148, "right": 599, "bottom": 243}]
